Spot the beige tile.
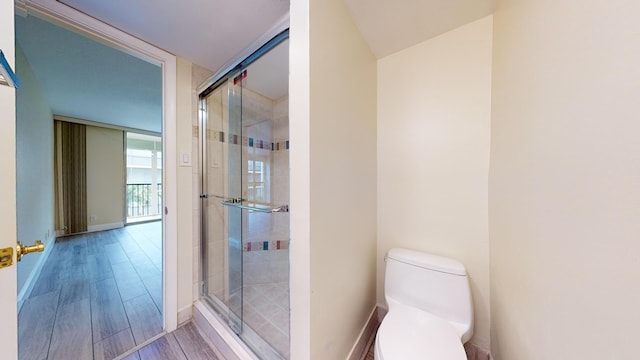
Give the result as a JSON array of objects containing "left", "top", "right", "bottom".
[
  {"left": 243, "top": 303, "right": 268, "bottom": 332},
  {"left": 256, "top": 320, "right": 288, "bottom": 358},
  {"left": 268, "top": 306, "right": 290, "bottom": 335}
]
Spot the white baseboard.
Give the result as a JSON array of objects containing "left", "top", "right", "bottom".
[
  {"left": 348, "top": 305, "right": 382, "bottom": 360},
  {"left": 178, "top": 305, "right": 193, "bottom": 326},
  {"left": 464, "top": 342, "right": 493, "bottom": 360},
  {"left": 88, "top": 221, "right": 124, "bottom": 232},
  {"left": 17, "top": 234, "right": 56, "bottom": 312}
]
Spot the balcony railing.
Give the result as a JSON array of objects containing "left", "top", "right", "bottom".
[{"left": 126, "top": 183, "right": 162, "bottom": 218}]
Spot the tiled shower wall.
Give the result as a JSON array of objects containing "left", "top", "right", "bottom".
[
  {"left": 242, "top": 92, "right": 290, "bottom": 287},
  {"left": 204, "top": 82, "right": 229, "bottom": 301},
  {"left": 241, "top": 89, "right": 290, "bottom": 358},
  {"left": 271, "top": 96, "right": 290, "bottom": 245}
]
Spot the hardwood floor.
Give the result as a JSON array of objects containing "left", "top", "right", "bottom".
[
  {"left": 121, "top": 322, "right": 220, "bottom": 360},
  {"left": 19, "top": 222, "right": 164, "bottom": 360},
  {"left": 364, "top": 342, "right": 374, "bottom": 360}
]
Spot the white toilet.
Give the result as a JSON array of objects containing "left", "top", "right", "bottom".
[{"left": 375, "top": 248, "right": 474, "bottom": 360}]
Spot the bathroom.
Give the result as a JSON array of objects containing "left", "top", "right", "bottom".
[
  {"left": 188, "top": 9, "right": 492, "bottom": 357},
  {"left": 1, "top": 0, "right": 637, "bottom": 359},
  {"left": 183, "top": 1, "right": 633, "bottom": 358}
]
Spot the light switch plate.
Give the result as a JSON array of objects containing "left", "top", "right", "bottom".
[{"left": 180, "top": 151, "right": 192, "bottom": 166}]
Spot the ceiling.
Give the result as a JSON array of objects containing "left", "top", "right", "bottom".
[
  {"left": 51, "top": 0, "right": 494, "bottom": 69},
  {"left": 343, "top": 0, "right": 495, "bottom": 58},
  {"left": 58, "top": 0, "right": 290, "bottom": 72},
  {"left": 14, "top": 0, "right": 495, "bottom": 135},
  {"left": 16, "top": 14, "right": 162, "bottom": 133}
]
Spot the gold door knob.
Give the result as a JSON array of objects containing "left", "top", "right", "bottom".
[{"left": 16, "top": 240, "right": 44, "bottom": 262}]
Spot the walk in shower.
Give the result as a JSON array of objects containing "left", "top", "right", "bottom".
[{"left": 199, "top": 33, "right": 290, "bottom": 359}]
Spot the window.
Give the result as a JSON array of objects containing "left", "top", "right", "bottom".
[
  {"left": 247, "top": 159, "right": 266, "bottom": 202},
  {"left": 126, "top": 132, "right": 162, "bottom": 222}
]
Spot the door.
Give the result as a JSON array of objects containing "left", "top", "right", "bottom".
[
  {"left": 200, "top": 33, "right": 290, "bottom": 359},
  {"left": 0, "top": 1, "right": 18, "bottom": 358},
  {"left": 226, "top": 70, "right": 244, "bottom": 332},
  {"left": 201, "top": 70, "right": 245, "bottom": 333}
]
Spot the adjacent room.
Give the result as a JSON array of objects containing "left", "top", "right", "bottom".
[{"left": 15, "top": 13, "right": 164, "bottom": 360}]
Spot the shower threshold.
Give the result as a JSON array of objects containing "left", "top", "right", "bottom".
[{"left": 194, "top": 299, "right": 285, "bottom": 360}]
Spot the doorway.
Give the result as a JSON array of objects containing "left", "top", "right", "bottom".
[
  {"left": 0, "top": 0, "right": 177, "bottom": 358},
  {"left": 15, "top": 11, "right": 165, "bottom": 360}
]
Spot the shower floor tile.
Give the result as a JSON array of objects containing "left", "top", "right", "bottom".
[
  {"left": 207, "top": 246, "right": 290, "bottom": 358},
  {"left": 243, "top": 282, "right": 290, "bottom": 359}
]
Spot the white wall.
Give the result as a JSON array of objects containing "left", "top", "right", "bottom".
[
  {"left": 86, "top": 126, "right": 124, "bottom": 228},
  {"left": 15, "top": 44, "right": 55, "bottom": 296},
  {"left": 377, "top": 16, "right": 493, "bottom": 350},
  {"left": 176, "top": 56, "right": 194, "bottom": 322},
  {"left": 289, "top": 0, "right": 312, "bottom": 356},
  {"left": 490, "top": 0, "right": 640, "bottom": 359},
  {"left": 290, "top": 0, "right": 378, "bottom": 358}
]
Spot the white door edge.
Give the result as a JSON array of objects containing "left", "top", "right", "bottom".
[{"left": 0, "top": 2, "right": 17, "bottom": 358}]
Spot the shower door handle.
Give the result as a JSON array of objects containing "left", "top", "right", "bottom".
[
  {"left": 201, "top": 194, "right": 245, "bottom": 204},
  {"left": 221, "top": 201, "right": 289, "bottom": 213},
  {"left": 200, "top": 193, "right": 225, "bottom": 199},
  {"left": 200, "top": 194, "right": 239, "bottom": 201}
]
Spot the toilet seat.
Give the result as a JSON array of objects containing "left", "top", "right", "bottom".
[{"left": 375, "top": 304, "right": 467, "bottom": 360}]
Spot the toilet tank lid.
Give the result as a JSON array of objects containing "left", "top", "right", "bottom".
[{"left": 387, "top": 248, "right": 467, "bottom": 276}]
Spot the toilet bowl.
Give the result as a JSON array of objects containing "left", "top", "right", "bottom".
[
  {"left": 374, "top": 303, "right": 467, "bottom": 360},
  {"left": 375, "top": 248, "right": 473, "bottom": 360}
]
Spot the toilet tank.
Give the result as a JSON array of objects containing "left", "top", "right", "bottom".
[{"left": 384, "top": 248, "right": 474, "bottom": 342}]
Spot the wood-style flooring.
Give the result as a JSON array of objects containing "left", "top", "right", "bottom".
[
  {"left": 19, "top": 223, "right": 164, "bottom": 360},
  {"left": 120, "top": 322, "right": 220, "bottom": 360},
  {"left": 364, "top": 342, "right": 374, "bottom": 360}
]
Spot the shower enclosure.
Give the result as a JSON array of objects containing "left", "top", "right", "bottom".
[{"left": 199, "top": 33, "right": 290, "bottom": 359}]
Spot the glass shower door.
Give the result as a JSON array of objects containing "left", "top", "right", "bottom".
[
  {"left": 200, "top": 72, "right": 244, "bottom": 333},
  {"left": 201, "top": 32, "right": 290, "bottom": 359},
  {"left": 226, "top": 70, "right": 244, "bottom": 332}
]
